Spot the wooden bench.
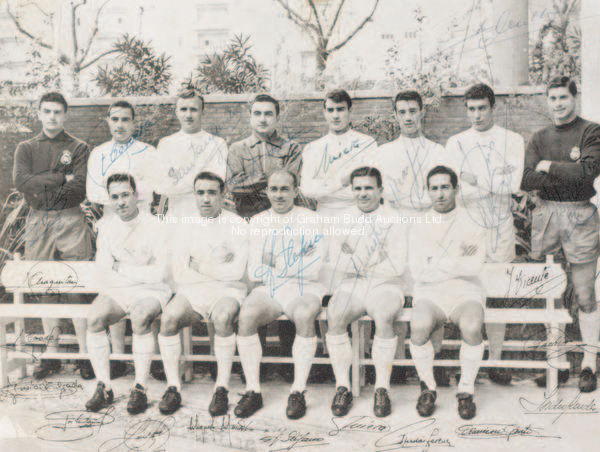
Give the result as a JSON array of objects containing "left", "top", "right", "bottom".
[{"left": 0, "top": 256, "right": 571, "bottom": 399}]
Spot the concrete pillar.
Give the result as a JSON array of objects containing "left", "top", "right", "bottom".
[
  {"left": 487, "top": 0, "right": 529, "bottom": 86},
  {"left": 581, "top": 0, "right": 600, "bottom": 122}
]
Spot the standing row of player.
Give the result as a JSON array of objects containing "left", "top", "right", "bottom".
[{"left": 12, "top": 76, "right": 600, "bottom": 422}]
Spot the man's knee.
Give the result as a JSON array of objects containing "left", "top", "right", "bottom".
[
  {"left": 212, "top": 301, "right": 238, "bottom": 332},
  {"left": 87, "top": 315, "right": 108, "bottom": 333},
  {"left": 458, "top": 306, "right": 484, "bottom": 340},
  {"left": 292, "top": 299, "right": 320, "bottom": 328},
  {"left": 130, "top": 306, "right": 159, "bottom": 332},
  {"left": 160, "top": 309, "right": 182, "bottom": 336},
  {"left": 410, "top": 312, "right": 435, "bottom": 337}
]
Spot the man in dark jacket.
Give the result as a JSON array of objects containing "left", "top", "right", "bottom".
[
  {"left": 13, "top": 92, "right": 93, "bottom": 379},
  {"left": 521, "top": 76, "right": 600, "bottom": 392}
]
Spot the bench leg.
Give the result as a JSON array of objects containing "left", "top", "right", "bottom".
[
  {"left": 546, "top": 322, "right": 560, "bottom": 399},
  {"left": 351, "top": 321, "right": 360, "bottom": 397},
  {"left": 182, "top": 327, "right": 193, "bottom": 383},
  {"left": 0, "top": 319, "right": 8, "bottom": 386},
  {"left": 14, "top": 292, "right": 26, "bottom": 379}
]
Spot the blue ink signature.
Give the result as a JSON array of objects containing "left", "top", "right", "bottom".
[
  {"left": 166, "top": 136, "right": 224, "bottom": 186},
  {"left": 254, "top": 229, "right": 323, "bottom": 297},
  {"left": 100, "top": 139, "right": 149, "bottom": 177},
  {"left": 315, "top": 138, "right": 377, "bottom": 177}
]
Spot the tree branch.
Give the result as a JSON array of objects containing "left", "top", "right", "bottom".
[
  {"left": 328, "top": 0, "right": 379, "bottom": 53},
  {"left": 326, "top": 0, "right": 346, "bottom": 40},
  {"left": 79, "top": 48, "right": 119, "bottom": 71},
  {"left": 6, "top": 3, "right": 54, "bottom": 51},
  {"left": 21, "top": 1, "right": 52, "bottom": 18},
  {"left": 71, "top": 1, "right": 85, "bottom": 60},
  {"left": 307, "top": 0, "right": 324, "bottom": 38},
  {"left": 273, "top": 0, "right": 319, "bottom": 34},
  {"left": 79, "top": 0, "right": 112, "bottom": 65}
]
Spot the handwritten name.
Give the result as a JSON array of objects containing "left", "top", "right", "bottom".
[
  {"left": 259, "top": 427, "right": 328, "bottom": 451},
  {"left": 35, "top": 407, "right": 114, "bottom": 442},
  {"left": 374, "top": 418, "right": 453, "bottom": 451},
  {"left": 519, "top": 388, "right": 598, "bottom": 423},
  {"left": 455, "top": 423, "right": 561, "bottom": 441},
  {"left": 0, "top": 379, "right": 83, "bottom": 404},
  {"left": 101, "top": 140, "right": 149, "bottom": 177},
  {"left": 254, "top": 230, "right": 323, "bottom": 297},
  {"left": 99, "top": 416, "right": 175, "bottom": 452},
  {"left": 329, "top": 415, "right": 389, "bottom": 436}
]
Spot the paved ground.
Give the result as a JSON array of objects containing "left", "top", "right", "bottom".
[{"left": 0, "top": 365, "right": 597, "bottom": 451}]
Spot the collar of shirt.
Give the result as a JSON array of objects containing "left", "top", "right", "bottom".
[
  {"left": 247, "top": 131, "right": 285, "bottom": 149},
  {"left": 37, "top": 129, "right": 69, "bottom": 142}
]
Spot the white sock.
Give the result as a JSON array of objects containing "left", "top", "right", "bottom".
[
  {"left": 458, "top": 341, "right": 484, "bottom": 394},
  {"left": 214, "top": 334, "right": 236, "bottom": 389},
  {"left": 133, "top": 332, "right": 155, "bottom": 388},
  {"left": 291, "top": 335, "right": 317, "bottom": 393},
  {"left": 579, "top": 309, "right": 600, "bottom": 372},
  {"left": 409, "top": 341, "right": 436, "bottom": 391},
  {"left": 237, "top": 334, "right": 262, "bottom": 392},
  {"left": 373, "top": 335, "right": 397, "bottom": 390},
  {"left": 87, "top": 331, "right": 111, "bottom": 388},
  {"left": 158, "top": 334, "right": 181, "bottom": 390},
  {"left": 326, "top": 332, "right": 352, "bottom": 389}
]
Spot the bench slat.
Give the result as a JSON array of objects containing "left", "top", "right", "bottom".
[{"left": 0, "top": 304, "right": 572, "bottom": 324}]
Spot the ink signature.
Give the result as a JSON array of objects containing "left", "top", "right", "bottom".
[
  {"left": 254, "top": 229, "right": 323, "bottom": 297},
  {"left": 35, "top": 407, "right": 114, "bottom": 442},
  {"left": 101, "top": 139, "right": 149, "bottom": 177},
  {"left": 98, "top": 416, "right": 175, "bottom": 451},
  {"left": 259, "top": 427, "right": 328, "bottom": 451},
  {"left": 374, "top": 418, "right": 453, "bottom": 451},
  {"left": 315, "top": 138, "right": 377, "bottom": 176},
  {"left": 0, "top": 378, "right": 83, "bottom": 404},
  {"left": 329, "top": 415, "right": 390, "bottom": 436},
  {"left": 519, "top": 388, "right": 598, "bottom": 423},
  {"left": 455, "top": 423, "right": 561, "bottom": 441}
]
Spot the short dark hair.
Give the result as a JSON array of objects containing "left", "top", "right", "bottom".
[
  {"left": 350, "top": 166, "right": 382, "bottom": 188},
  {"left": 108, "top": 100, "right": 135, "bottom": 120},
  {"left": 251, "top": 94, "right": 280, "bottom": 116},
  {"left": 194, "top": 171, "right": 225, "bottom": 193},
  {"left": 427, "top": 165, "right": 458, "bottom": 189},
  {"left": 39, "top": 92, "right": 68, "bottom": 112},
  {"left": 324, "top": 89, "right": 352, "bottom": 109},
  {"left": 546, "top": 76, "right": 578, "bottom": 96},
  {"left": 177, "top": 88, "right": 205, "bottom": 111},
  {"left": 268, "top": 170, "right": 298, "bottom": 188},
  {"left": 464, "top": 83, "right": 495, "bottom": 108},
  {"left": 394, "top": 90, "right": 423, "bottom": 110},
  {"left": 106, "top": 173, "right": 137, "bottom": 192}
]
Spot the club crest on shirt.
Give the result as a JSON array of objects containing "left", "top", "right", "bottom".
[
  {"left": 60, "top": 150, "right": 72, "bottom": 165},
  {"left": 570, "top": 146, "right": 580, "bottom": 160}
]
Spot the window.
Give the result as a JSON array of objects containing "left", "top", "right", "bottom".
[{"left": 196, "top": 2, "right": 229, "bottom": 26}]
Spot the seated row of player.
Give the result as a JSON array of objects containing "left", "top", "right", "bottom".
[{"left": 84, "top": 165, "right": 486, "bottom": 422}]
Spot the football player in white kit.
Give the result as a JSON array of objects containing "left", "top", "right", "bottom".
[
  {"left": 234, "top": 170, "right": 327, "bottom": 420},
  {"left": 154, "top": 89, "right": 228, "bottom": 217},
  {"left": 85, "top": 173, "right": 171, "bottom": 415},
  {"left": 300, "top": 89, "right": 378, "bottom": 220},
  {"left": 409, "top": 165, "right": 486, "bottom": 420},
  {"left": 444, "top": 84, "right": 524, "bottom": 386},
  {"left": 86, "top": 100, "right": 158, "bottom": 380},
  {"left": 366, "top": 90, "right": 446, "bottom": 384},
  {"left": 326, "top": 166, "right": 408, "bottom": 417},
  {"left": 157, "top": 171, "right": 248, "bottom": 415}
]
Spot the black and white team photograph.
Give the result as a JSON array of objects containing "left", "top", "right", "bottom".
[{"left": 1, "top": 0, "right": 600, "bottom": 451}]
